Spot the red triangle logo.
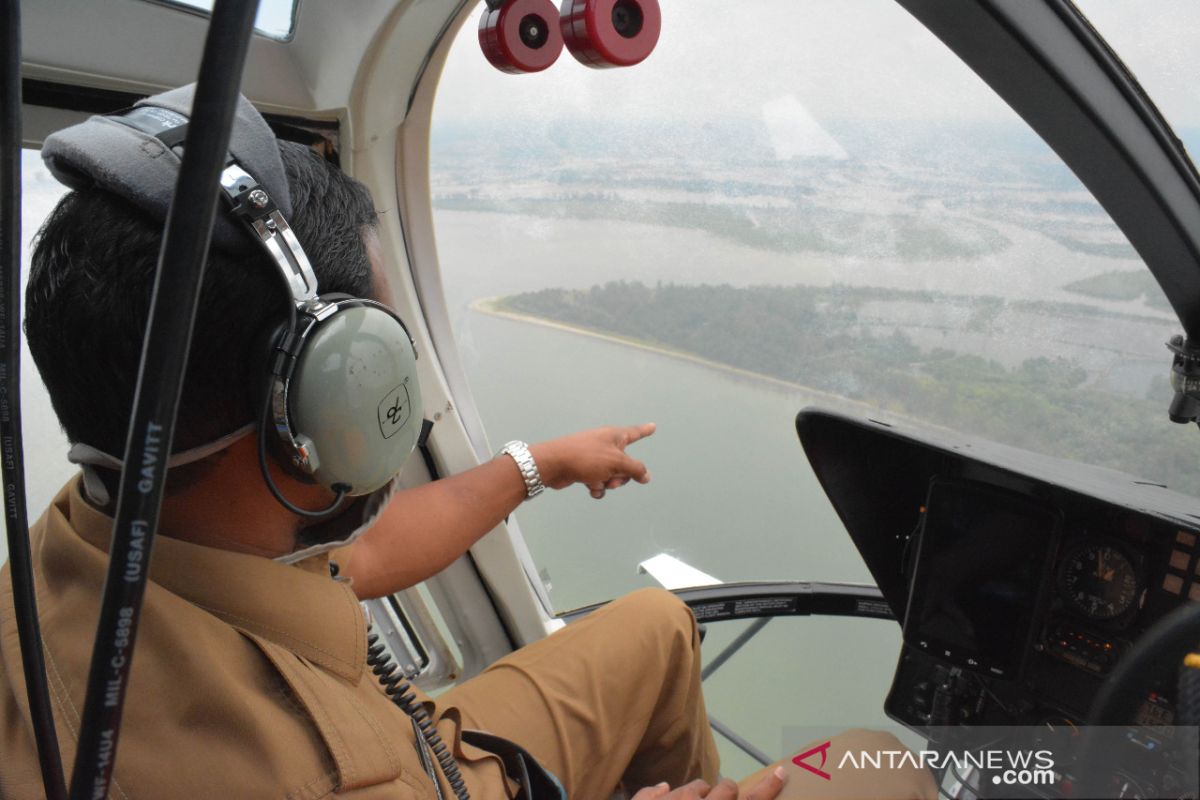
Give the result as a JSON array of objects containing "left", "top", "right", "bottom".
[{"left": 792, "top": 741, "right": 833, "bottom": 781}]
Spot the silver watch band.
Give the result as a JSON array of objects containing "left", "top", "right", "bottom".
[{"left": 500, "top": 440, "right": 545, "bottom": 499}]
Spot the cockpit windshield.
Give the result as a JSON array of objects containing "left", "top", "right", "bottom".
[{"left": 430, "top": 0, "right": 1190, "bottom": 616}]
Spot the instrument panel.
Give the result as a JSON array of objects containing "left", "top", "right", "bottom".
[
  {"left": 796, "top": 409, "right": 1200, "bottom": 797},
  {"left": 892, "top": 476, "right": 1193, "bottom": 725},
  {"left": 1037, "top": 504, "right": 1190, "bottom": 693},
  {"left": 1059, "top": 541, "right": 1141, "bottom": 621}
]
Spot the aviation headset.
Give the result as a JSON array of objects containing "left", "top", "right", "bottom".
[{"left": 41, "top": 86, "right": 423, "bottom": 514}]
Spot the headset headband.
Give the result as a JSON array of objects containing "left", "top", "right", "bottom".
[{"left": 41, "top": 85, "right": 291, "bottom": 255}]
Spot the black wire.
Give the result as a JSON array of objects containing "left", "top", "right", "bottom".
[
  {"left": 256, "top": 390, "right": 348, "bottom": 517},
  {"left": 0, "top": 4, "right": 67, "bottom": 798},
  {"left": 934, "top": 764, "right": 962, "bottom": 800},
  {"left": 932, "top": 760, "right": 986, "bottom": 800},
  {"left": 937, "top": 779, "right": 959, "bottom": 800},
  {"left": 971, "top": 672, "right": 1018, "bottom": 719},
  {"left": 255, "top": 304, "right": 349, "bottom": 518},
  {"left": 66, "top": 3, "right": 260, "bottom": 798},
  {"left": 367, "top": 629, "right": 470, "bottom": 800},
  {"left": 949, "top": 762, "right": 985, "bottom": 798}
]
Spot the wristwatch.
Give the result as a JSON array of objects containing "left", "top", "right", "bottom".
[{"left": 500, "top": 440, "right": 545, "bottom": 499}]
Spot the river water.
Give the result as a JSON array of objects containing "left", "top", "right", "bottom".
[
  {"left": 457, "top": 306, "right": 905, "bottom": 773},
  {"left": 437, "top": 209, "right": 911, "bottom": 773}
]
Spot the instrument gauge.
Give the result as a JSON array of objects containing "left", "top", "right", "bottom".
[{"left": 1060, "top": 543, "right": 1139, "bottom": 620}]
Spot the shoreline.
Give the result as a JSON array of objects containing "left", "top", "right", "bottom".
[{"left": 469, "top": 297, "right": 892, "bottom": 417}]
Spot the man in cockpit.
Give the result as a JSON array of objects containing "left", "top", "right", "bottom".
[{"left": 0, "top": 89, "right": 935, "bottom": 800}]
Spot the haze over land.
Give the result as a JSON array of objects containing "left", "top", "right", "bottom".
[{"left": 433, "top": 116, "right": 1194, "bottom": 491}]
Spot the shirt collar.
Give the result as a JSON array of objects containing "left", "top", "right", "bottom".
[{"left": 58, "top": 476, "right": 366, "bottom": 683}]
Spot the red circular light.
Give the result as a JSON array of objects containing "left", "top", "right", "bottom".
[
  {"left": 479, "top": 0, "right": 565, "bottom": 74},
  {"left": 560, "top": 0, "right": 661, "bottom": 69}
]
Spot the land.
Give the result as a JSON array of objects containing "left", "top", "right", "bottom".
[
  {"left": 433, "top": 118, "right": 1144, "bottom": 268},
  {"left": 488, "top": 282, "right": 1198, "bottom": 488},
  {"left": 1063, "top": 270, "right": 1174, "bottom": 311}
]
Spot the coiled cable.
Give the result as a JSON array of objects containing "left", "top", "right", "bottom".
[{"left": 367, "top": 629, "right": 470, "bottom": 800}]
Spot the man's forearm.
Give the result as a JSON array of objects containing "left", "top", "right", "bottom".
[
  {"left": 340, "top": 454, "right": 529, "bottom": 599},
  {"left": 338, "top": 425, "right": 653, "bottom": 599}
]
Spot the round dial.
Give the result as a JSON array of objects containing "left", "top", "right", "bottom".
[{"left": 1060, "top": 543, "right": 1139, "bottom": 620}]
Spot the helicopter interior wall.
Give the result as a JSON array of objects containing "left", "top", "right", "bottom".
[
  {"left": 349, "top": 0, "right": 566, "bottom": 652},
  {"left": 381, "top": 1, "right": 568, "bottom": 647},
  {"left": 19, "top": 0, "right": 401, "bottom": 115}
]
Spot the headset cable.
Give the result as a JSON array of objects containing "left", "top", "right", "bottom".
[{"left": 0, "top": 3, "right": 68, "bottom": 797}]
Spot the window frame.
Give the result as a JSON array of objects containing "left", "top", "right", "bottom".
[{"left": 137, "top": 0, "right": 301, "bottom": 42}]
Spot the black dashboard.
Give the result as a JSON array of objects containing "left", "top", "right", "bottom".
[
  {"left": 797, "top": 408, "right": 1200, "bottom": 797},
  {"left": 893, "top": 477, "right": 1189, "bottom": 726}
]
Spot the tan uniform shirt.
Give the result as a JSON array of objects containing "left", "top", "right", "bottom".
[
  {"left": 0, "top": 478, "right": 514, "bottom": 799},
  {"left": 0, "top": 479, "right": 936, "bottom": 800}
]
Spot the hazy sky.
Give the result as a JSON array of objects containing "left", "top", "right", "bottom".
[
  {"left": 434, "top": 0, "right": 1199, "bottom": 134},
  {"left": 1074, "top": 0, "right": 1200, "bottom": 131}
]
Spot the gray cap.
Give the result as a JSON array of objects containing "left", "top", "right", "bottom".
[{"left": 40, "top": 84, "right": 290, "bottom": 254}]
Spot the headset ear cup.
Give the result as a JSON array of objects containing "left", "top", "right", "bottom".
[{"left": 288, "top": 301, "right": 423, "bottom": 495}]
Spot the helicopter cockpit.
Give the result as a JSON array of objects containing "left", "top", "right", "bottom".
[{"left": 7, "top": 0, "right": 1200, "bottom": 798}]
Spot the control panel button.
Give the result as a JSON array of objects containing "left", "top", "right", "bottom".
[{"left": 1048, "top": 624, "right": 1119, "bottom": 673}]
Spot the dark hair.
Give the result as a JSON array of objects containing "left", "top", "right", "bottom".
[{"left": 25, "top": 140, "right": 379, "bottom": 458}]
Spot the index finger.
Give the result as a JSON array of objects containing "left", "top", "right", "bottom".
[{"left": 620, "top": 422, "right": 657, "bottom": 447}]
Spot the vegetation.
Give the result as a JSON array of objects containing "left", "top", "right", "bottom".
[
  {"left": 498, "top": 282, "right": 1199, "bottom": 488},
  {"left": 1063, "top": 270, "right": 1172, "bottom": 310}
]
